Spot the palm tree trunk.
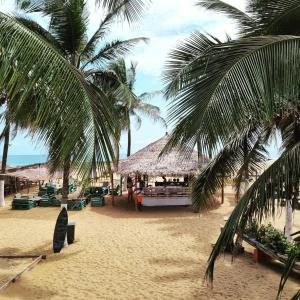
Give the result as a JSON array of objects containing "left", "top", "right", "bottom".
[
  {"left": 285, "top": 200, "right": 293, "bottom": 241},
  {"left": 1, "top": 122, "right": 10, "bottom": 174},
  {"left": 0, "top": 121, "right": 10, "bottom": 207},
  {"left": 61, "top": 157, "right": 70, "bottom": 247},
  {"left": 127, "top": 121, "right": 131, "bottom": 157},
  {"left": 110, "top": 172, "right": 114, "bottom": 206},
  {"left": 61, "top": 156, "right": 71, "bottom": 205}
]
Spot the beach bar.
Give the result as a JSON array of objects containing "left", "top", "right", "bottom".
[{"left": 119, "top": 134, "right": 208, "bottom": 208}]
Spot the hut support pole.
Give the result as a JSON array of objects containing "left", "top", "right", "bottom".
[
  {"left": 110, "top": 172, "right": 114, "bottom": 206},
  {"left": 0, "top": 175, "right": 5, "bottom": 207},
  {"left": 120, "top": 176, "right": 123, "bottom": 196}
]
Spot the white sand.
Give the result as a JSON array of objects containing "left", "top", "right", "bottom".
[{"left": 0, "top": 192, "right": 299, "bottom": 299}]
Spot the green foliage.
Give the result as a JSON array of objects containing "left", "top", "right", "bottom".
[
  {"left": 3, "top": 0, "right": 150, "bottom": 183},
  {"left": 163, "top": 2, "right": 300, "bottom": 293},
  {"left": 106, "top": 58, "right": 165, "bottom": 158},
  {"left": 245, "top": 222, "right": 293, "bottom": 256}
]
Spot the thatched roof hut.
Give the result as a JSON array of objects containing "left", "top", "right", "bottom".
[
  {"left": 6, "top": 163, "right": 62, "bottom": 182},
  {"left": 119, "top": 134, "right": 208, "bottom": 176}
]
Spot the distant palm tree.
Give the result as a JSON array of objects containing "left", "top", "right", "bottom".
[
  {"left": 164, "top": 0, "right": 300, "bottom": 297},
  {"left": 14, "top": 0, "right": 150, "bottom": 201},
  {"left": 107, "top": 58, "right": 166, "bottom": 158}
]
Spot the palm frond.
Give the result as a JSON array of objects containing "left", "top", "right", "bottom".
[
  {"left": 205, "top": 141, "right": 300, "bottom": 283},
  {"left": 291, "top": 290, "right": 300, "bottom": 300},
  {"left": 134, "top": 101, "right": 166, "bottom": 127},
  {"left": 14, "top": 15, "right": 65, "bottom": 54},
  {"left": 163, "top": 32, "right": 222, "bottom": 99},
  {"left": 196, "top": 0, "right": 255, "bottom": 34},
  {"left": 15, "top": 0, "right": 46, "bottom": 13},
  {"left": 247, "top": 0, "right": 300, "bottom": 36},
  {"left": 277, "top": 254, "right": 297, "bottom": 299},
  {"left": 127, "top": 60, "right": 137, "bottom": 90},
  {"left": 166, "top": 35, "right": 300, "bottom": 154},
  {"left": 48, "top": 0, "right": 88, "bottom": 59},
  {"left": 97, "top": 0, "right": 151, "bottom": 23},
  {"left": 192, "top": 123, "right": 268, "bottom": 212},
  {"left": 139, "top": 90, "right": 162, "bottom": 101},
  {"left": 0, "top": 12, "right": 115, "bottom": 178},
  {"left": 80, "top": 4, "right": 122, "bottom": 59},
  {"left": 82, "top": 37, "right": 147, "bottom": 69}
]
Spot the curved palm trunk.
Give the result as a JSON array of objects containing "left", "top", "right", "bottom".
[
  {"left": 1, "top": 122, "right": 10, "bottom": 174},
  {"left": 127, "top": 120, "right": 131, "bottom": 157},
  {"left": 0, "top": 121, "right": 10, "bottom": 207},
  {"left": 61, "top": 157, "right": 71, "bottom": 205}
]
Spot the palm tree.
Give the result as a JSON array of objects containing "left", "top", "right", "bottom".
[
  {"left": 0, "top": 11, "right": 114, "bottom": 206},
  {"left": 14, "top": 0, "right": 149, "bottom": 202},
  {"left": 164, "top": 0, "right": 300, "bottom": 297},
  {"left": 107, "top": 58, "right": 166, "bottom": 158}
]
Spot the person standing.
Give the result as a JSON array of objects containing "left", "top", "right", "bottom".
[{"left": 127, "top": 177, "right": 133, "bottom": 202}]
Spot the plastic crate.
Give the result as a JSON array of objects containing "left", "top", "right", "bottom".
[
  {"left": 91, "top": 197, "right": 105, "bottom": 207},
  {"left": 67, "top": 199, "right": 85, "bottom": 211}
]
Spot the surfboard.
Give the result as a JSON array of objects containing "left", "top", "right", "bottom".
[{"left": 53, "top": 207, "right": 68, "bottom": 253}]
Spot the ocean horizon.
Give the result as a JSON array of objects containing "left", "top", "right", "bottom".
[
  {"left": 1, "top": 153, "right": 128, "bottom": 167},
  {"left": 1, "top": 155, "right": 48, "bottom": 167}
]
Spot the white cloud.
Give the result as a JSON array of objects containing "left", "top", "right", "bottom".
[
  {"left": 85, "top": 0, "right": 247, "bottom": 78},
  {"left": 0, "top": 1, "right": 15, "bottom": 13},
  {"left": 0, "top": 0, "right": 248, "bottom": 155}
]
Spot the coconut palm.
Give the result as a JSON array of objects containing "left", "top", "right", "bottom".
[
  {"left": 13, "top": 0, "right": 149, "bottom": 201},
  {"left": 164, "top": 0, "right": 300, "bottom": 297},
  {"left": 0, "top": 11, "right": 114, "bottom": 205},
  {"left": 107, "top": 58, "right": 166, "bottom": 158}
]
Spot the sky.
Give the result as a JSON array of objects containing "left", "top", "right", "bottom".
[{"left": 0, "top": 0, "right": 253, "bottom": 157}]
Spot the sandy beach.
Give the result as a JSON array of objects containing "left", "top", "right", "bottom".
[{"left": 0, "top": 191, "right": 299, "bottom": 300}]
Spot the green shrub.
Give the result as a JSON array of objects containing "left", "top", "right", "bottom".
[{"left": 244, "top": 221, "right": 300, "bottom": 258}]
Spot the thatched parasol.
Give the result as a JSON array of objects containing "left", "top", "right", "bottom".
[
  {"left": 119, "top": 134, "right": 208, "bottom": 176},
  {"left": 6, "top": 164, "right": 62, "bottom": 182}
]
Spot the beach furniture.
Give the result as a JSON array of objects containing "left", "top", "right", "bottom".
[
  {"left": 84, "top": 186, "right": 104, "bottom": 204},
  {"left": 39, "top": 195, "right": 61, "bottom": 207},
  {"left": 91, "top": 196, "right": 105, "bottom": 207},
  {"left": 138, "top": 186, "right": 192, "bottom": 207},
  {"left": 67, "top": 199, "right": 86, "bottom": 211},
  {"left": 12, "top": 196, "right": 36, "bottom": 210},
  {"left": 109, "top": 184, "right": 120, "bottom": 196}
]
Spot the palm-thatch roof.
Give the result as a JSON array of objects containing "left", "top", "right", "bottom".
[{"left": 119, "top": 134, "right": 208, "bottom": 176}]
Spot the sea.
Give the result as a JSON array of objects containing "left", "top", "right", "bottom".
[
  {"left": 2, "top": 153, "right": 127, "bottom": 167},
  {"left": 1, "top": 155, "right": 48, "bottom": 167}
]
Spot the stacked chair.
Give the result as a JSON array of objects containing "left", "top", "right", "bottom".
[
  {"left": 12, "top": 196, "right": 36, "bottom": 210},
  {"left": 38, "top": 185, "right": 59, "bottom": 196},
  {"left": 91, "top": 196, "right": 105, "bottom": 207},
  {"left": 67, "top": 198, "right": 86, "bottom": 211},
  {"left": 39, "top": 194, "right": 61, "bottom": 207},
  {"left": 69, "top": 182, "right": 77, "bottom": 194},
  {"left": 109, "top": 185, "right": 120, "bottom": 196},
  {"left": 84, "top": 187, "right": 105, "bottom": 207}
]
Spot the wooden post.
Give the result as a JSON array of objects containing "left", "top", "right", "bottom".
[
  {"left": 110, "top": 172, "right": 114, "bottom": 206},
  {"left": 0, "top": 174, "right": 5, "bottom": 207},
  {"left": 0, "top": 255, "right": 45, "bottom": 291},
  {"left": 120, "top": 175, "right": 123, "bottom": 196}
]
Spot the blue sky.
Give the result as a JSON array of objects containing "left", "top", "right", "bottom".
[{"left": 1, "top": 0, "right": 250, "bottom": 156}]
